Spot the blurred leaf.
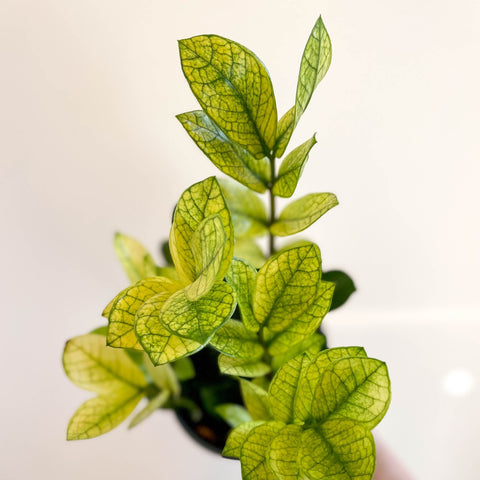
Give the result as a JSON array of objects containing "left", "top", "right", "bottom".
[
  {"left": 322, "top": 270, "right": 356, "bottom": 310},
  {"left": 128, "top": 390, "right": 170, "bottom": 429},
  {"left": 234, "top": 238, "right": 266, "bottom": 269},
  {"left": 172, "top": 357, "right": 196, "bottom": 381},
  {"left": 273, "top": 106, "right": 295, "bottom": 158},
  {"left": 240, "top": 379, "right": 272, "bottom": 420},
  {"left": 219, "top": 355, "right": 271, "bottom": 378},
  {"left": 114, "top": 233, "right": 157, "bottom": 284},
  {"left": 219, "top": 178, "right": 268, "bottom": 238},
  {"left": 215, "top": 403, "right": 252, "bottom": 427}
]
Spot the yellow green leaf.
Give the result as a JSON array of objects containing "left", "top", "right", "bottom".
[
  {"left": 128, "top": 390, "right": 170, "bottom": 429},
  {"left": 169, "top": 176, "right": 233, "bottom": 284},
  {"left": 210, "top": 319, "right": 263, "bottom": 360},
  {"left": 253, "top": 243, "right": 322, "bottom": 331},
  {"left": 219, "top": 178, "right": 268, "bottom": 239},
  {"left": 219, "top": 355, "right": 271, "bottom": 378},
  {"left": 144, "top": 356, "right": 180, "bottom": 397},
  {"left": 67, "top": 390, "right": 144, "bottom": 440},
  {"left": 268, "top": 353, "right": 311, "bottom": 425},
  {"left": 106, "top": 277, "right": 180, "bottom": 350},
  {"left": 160, "top": 281, "right": 236, "bottom": 344},
  {"left": 295, "top": 16, "right": 332, "bottom": 125},
  {"left": 267, "top": 424, "right": 303, "bottom": 480},
  {"left": 113, "top": 233, "right": 157, "bottom": 284},
  {"left": 134, "top": 293, "right": 203, "bottom": 366},
  {"left": 271, "top": 333, "right": 326, "bottom": 371},
  {"left": 63, "top": 334, "right": 146, "bottom": 394},
  {"left": 312, "top": 357, "right": 391, "bottom": 429},
  {"left": 215, "top": 403, "right": 252, "bottom": 428},
  {"left": 266, "top": 281, "right": 335, "bottom": 356},
  {"left": 294, "top": 347, "right": 367, "bottom": 423},
  {"left": 270, "top": 193, "right": 338, "bottom": 237},
  {"left": 184, "top": 214, "right": 226, "bottom": 301},
  {"left": 179, "top": 35, "right": 277, "bottom": 159},
  {"left": 273, "top": 106, "right": 295, "bottom": 158},
  {"left": 223, "top": 420, "right": 264, "bottom": 459},
  {"left": 234, "top": 238, "right": 266, "bottom": 269},
  {"left": 240, "top": 379, "right": 273, "bottom": 420},
  {"left": 272, "top": 135, "right": 317, "bottom": 198},
  {"left": 240, "top": 422, "right": 284, "bottom": 480},
  {"left": 225, "top": 258, "right": 260, "bottom": 332},
  {"left": 299, "top": 420, "right": 375, "bottom": 480},
  {"left": 177, "top": 110, "right": 269, "bottom": 192}
]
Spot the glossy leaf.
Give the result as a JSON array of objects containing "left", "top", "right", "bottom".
[
  {"left": 312, "top": 357, "right": 391, "bottom": 428},
  {"left": 268, "top": 353, "right": 312, "bottom": 424},
  {"left": 106, "top": 277, "right": 180, "bottom": 350},
  {"left": 179, "top": 35, "right": 277, "bottom": 159},
  {"left": 295, "top": 347, "right": 367, "bottom": 423},
  {"left": 271, "top": 193, "right": 338, "bottom": 237},
  {"left": 267, "top": 424, "right": 304, "bottom": 480},
  {"left": 169, "top": 176, "right": 233, "bottom": 284},
  {"left": 160, "top": 282, "right": 236, "bottom": 344},
  {"left": 271, "top": 333, "right": 326, "bottom": 371},
  {"left": 299, "top": 420, "right": 375, "bottom": 480},
  {"left": 266, "top": 280, "right": 335, "bottom": 356},
  {"left": 219, "top": 355, "right": 271, "bottom": 378},
  {"left": 184, "top": 214, "right": 226, "bottom": 301},
  {"left": 177, "top": 110, "right": 269, "bottom": 192},
  {"left": 113, "top": 233, "right": 157, "bottom": 284},
  {"left": 129, "top": 390, "right": 170, "bottom": 429},
  {"left": 322, "top": 270, "right": 356, "bottom": 310},
  {"left": 240, "top": 379, "right": 273, "bottom": 420},
  {"left": 63, "top": 334, "right": 146, "bottom": 394},
  {"left": 295, "top": 16, "right": 332, "bottom": 125},
  {"left": 67, "top": 390, "right": 144, "bottom": 440},
  {"left": 274, "top": 106, "right": 295, "bottom": 158},
  {"left": 223, "top": 420, "right": 264, "bottom": 459},
  {"left": 226, "top": 258, "right": 260, "bottom": 332},
  {"left": 215, "top": 403, "right": 252, "bottom": 427},
  {"left": 240, "top": 422, "right": 284, "bottom": 480},
  {"left": 134, "top": 293, "right": 203, "bottom": 365},
  {"left": 219, "top": 178, "right": 268, "bottom": 238},
  {"left": 273, "top": 135, "right": 317, "bottom": 198},
  {"left": 210, "top": 319, "right": 263, "bottom": 360},
  {"left": 254, "top": 243, "right": 322, "bottom": 331}
]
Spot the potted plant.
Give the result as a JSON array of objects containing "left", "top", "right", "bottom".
[{"left": 63, "top": 15, "right": 391, "bottom": 480}]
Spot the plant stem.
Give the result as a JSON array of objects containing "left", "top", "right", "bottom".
[{"left": 268, "top": 154, "right": 276, "bottom": 256}]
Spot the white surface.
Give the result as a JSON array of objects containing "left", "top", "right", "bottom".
[{"left": 1, "top": 1, "right": 479, "bottom": 479}]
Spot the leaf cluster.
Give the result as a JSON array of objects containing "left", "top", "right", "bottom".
[{"left": 63, "top": 14, "right": 389, "bottom": 480}]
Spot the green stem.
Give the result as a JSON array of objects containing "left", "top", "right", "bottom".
[{"left": 268, "top": 154, "right": 276, "bottom": 256}]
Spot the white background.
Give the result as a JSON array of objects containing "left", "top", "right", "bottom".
[{"left": 1, "top": 0, "right": 479, "bottom": 479}]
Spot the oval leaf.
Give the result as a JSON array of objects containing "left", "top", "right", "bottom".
[
  {"left": 295, "top": 16, "right": 332, "bottom": 124},
  {"left": 254, "top": 243, "right": 322, "bottom": 331},
  {"left": 271, "top": 193, "right": 338, "bottom": 237},
  {"left": 273, "top": 135, "right": 317, "bottom": 198},
  {"left": 63, "top": 334, "right": 146, "bottom": 394},
  {"left": 160, "top": 282, "right": 236, "bottom": 344},
  {"left": 169, "top": 176, "right": 233, "bottom": 284},
  {"left": 113, "top": 233, "right": 157, "bottom": 283},
  {"left": 106, "top": 277, "right": 180, "bottom": 350},
  {"left": 177, "top": 110, "right": 269, "bottom": 192},
  {"left": 179, "top": 35, "right": 277, "bottom": 159}
]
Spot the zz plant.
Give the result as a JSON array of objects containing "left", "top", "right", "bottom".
[{"left": 63, "top": 15, "right": 391, "bottom": 480}]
